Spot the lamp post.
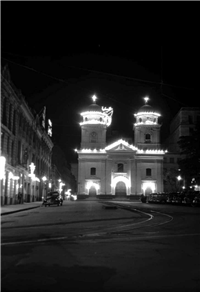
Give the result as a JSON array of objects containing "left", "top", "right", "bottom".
[
  {"left": 29, "top": 162, "right": 36, "bottom": 202},
  {"left": 58, "top": 179, "right": 65, "bottom": 199},
  {"left": 0, "top": 156, "right": 6, "bottom": 205},
  {"left": 177, "top": 175, "right": 183, "bottom": 192},
  {"left": 42, "top": 176, "right": 47, "bottom": 200}
]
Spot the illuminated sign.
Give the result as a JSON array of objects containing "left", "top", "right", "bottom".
[
  {"left": 48, "top": 119, "right": 52, "bottom": 137},
  {"left": 0, "top": 156, "right": 6, "bottom": 179}
]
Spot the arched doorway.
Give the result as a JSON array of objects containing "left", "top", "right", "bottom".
[
  {"left": 115, "top": 181, "right": 127, "bottom": 198},
  {"left": 145, "top": 187, "right": 152, "bottom": 196},
  {"left": 89, "top": 186, "right": 97, "bottom": 197}
]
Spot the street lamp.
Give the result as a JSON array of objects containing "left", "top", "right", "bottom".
[{"left": 42, "top": 176, "right": 47, "bottom": 200}]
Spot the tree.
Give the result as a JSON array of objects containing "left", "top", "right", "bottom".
[{"left": 177, "top": 121, "right": 200, "bottom": 188}]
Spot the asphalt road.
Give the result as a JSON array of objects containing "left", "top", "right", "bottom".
[{"left": 1, "top": 200, "right": 200, "bottom": 292}]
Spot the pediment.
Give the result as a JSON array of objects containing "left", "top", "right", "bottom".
[{"left": 105, "top": 139, "right": 137, "bottom": 152}]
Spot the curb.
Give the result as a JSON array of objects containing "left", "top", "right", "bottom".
[{"left": 1, "top": 205, "right": 41, "bottom": 216}]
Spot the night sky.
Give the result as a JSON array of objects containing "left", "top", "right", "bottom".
[{"left": 1, "top": 2, "right": 199, "bottom": 163}]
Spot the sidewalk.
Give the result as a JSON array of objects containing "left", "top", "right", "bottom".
[{"left": 1, "top": 201, "right": 42, "bottom": 216}]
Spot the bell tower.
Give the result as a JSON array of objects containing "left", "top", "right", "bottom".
[
  {"left": 133, "top": 97, "right": 161, "bottom": 150},
  {"left": 80, "top": 95, "right": 113, "bottom": 149}
]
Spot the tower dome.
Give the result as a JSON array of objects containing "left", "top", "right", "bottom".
[
  {"left": 80, "top": 95, "right": 113, "bottom": 127},
  {"left": 138, "top": 104, "right": 153, "bottom": 113},
  {"left": 133, "top": 97, "right": 161, "bottom": 149},
  {"left": 134, "top": 97, "right": 160, "bottom": 120},
  {"left": 79, "top": 94, "right": 113, "bottom": 150},
  {"left": 87, "top": 102, "right": 102, "bottom": 112}
]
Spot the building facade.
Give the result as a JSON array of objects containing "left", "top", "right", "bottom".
[
  {"left": 163, "top": 107, "right": 200, "bottom": 192},
  {"left": 76, "top": 96, "right": 166, "bottom": 199},
  {"left": 0, "top": 66, "right": 54, "bottom": 205},
  {"left": 165, "top": 107, "right": 200, "bottom": 153}
]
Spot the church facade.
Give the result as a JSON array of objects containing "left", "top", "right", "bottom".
[{"left": 76, "top": 96, "right": 166, "bottom": 199}]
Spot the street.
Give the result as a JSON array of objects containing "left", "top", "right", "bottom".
[{"left": 1, "top": 200, "right": 200, "bottom": 292}]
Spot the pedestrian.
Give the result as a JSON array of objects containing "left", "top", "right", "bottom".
[{"left": 18, "top": 192, "right": 22, "bottom": 204}]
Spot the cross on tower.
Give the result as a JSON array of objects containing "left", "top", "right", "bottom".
[
  {"left": 144, "top": 96, "right": 149, "bottom": 104},
  {"left": 92, "top": 95, "right": 97, "bottom": 103}
]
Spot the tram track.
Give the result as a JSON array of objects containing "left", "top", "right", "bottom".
[{"left": 1, "top": 202, "right": 174, "bottom": 246}]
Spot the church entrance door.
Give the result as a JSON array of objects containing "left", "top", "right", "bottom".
[
  {"left": 89, "top": 186, "right": 97, "bottom": 197},
  {"left": 115, "top": 181, "right": 127, "bottom": 198}
]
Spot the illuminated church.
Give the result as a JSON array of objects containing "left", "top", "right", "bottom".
[{"left": 76, "top": 95, "right": 166, "bottom": 199}]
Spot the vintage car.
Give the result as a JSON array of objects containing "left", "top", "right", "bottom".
[
  {"left": 191, "top": 192, "right": 200, "bottom": 207},
  {"left": 148, "top": 193, "right": 168, "bottom": 204},
  {"left": 182, "top": 191, "right": 198, "bottom": 206},
  {"left": 42, "top": 191, "right": 63, "bottom": 207}
]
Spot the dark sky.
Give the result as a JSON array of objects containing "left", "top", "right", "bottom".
[{"left": 1, "top": 2, "right": 199, "bottom": 163}]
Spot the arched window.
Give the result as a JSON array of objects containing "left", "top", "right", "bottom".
[
  {"left": 117, "top": 163, "right": 124, "bottom": 172},
  {"left": 90, "top": 168, "right": 96, "bottom": 176},
  {"left": 90, "top": 132, "right": 97, "bottom": 143},
  {"left": 8, "top": 104, "right": 12, "bottom": 130},
  {"left": 7, "top": 137, "right": 10, "bottom": 155},
  {"left": 13, "top": 110, "right": 16, "bottom": 135},
  {"left": 145, "top": 133, "right": 151, "bottom": 143},
  {"left": 139, "top": 118, "right": 142, "bottom": 123},
  {"left": 146, "top": 168, "right": 151, "bottom": 177},
  {"left": 1, "top": 133, "right": 5, "bottom": 154},
  {"left": 2, "top": 99, "right": 7, "bottom": 126}
]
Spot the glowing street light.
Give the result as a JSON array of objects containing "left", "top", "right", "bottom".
[
  {"left": 42, "top": 176, "right": 47, "bottom": 182},
  {"left": 177, "top": 175, "right": 182, "bottom": 181}
]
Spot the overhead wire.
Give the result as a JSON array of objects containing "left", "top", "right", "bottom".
[
  {"left": 1, "top": 54, "right": 194, "bottom": 111},
  {"left": 2, "top": 52, "right": 194, "bottom": 90}
]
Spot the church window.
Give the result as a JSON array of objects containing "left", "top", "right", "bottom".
[
  {"left": 117, "top": 163, "right": 124, "bottom": 172},
  {"left": 146, "top": 168, "right": 151, "bottom": 177},
  {"left": 145, "top": 133, "right": 151, "bottom": 143},
  {"left": 90, "top": 132, "right": 97, "bottom": 143},
  {"left": 90, "top": 168, "right": 96, "bottom": 176}
]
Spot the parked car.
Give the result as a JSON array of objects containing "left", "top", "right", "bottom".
[
  {"left": 191, "top": 192, "right": 200, "bottom": 207},
  {"left": 166, "top": 193, "right": 177, "bottom": 204},
  {"left": 182, "top": 192, "right": 198, "bottom": 206},
  {"left": 42, "top": 191, "right": 63, "bottom": 207},
  {"left": 171, "top": 192, "right": 185, "bottom": 205},
  {"left": 148, "top": 193, "right": 168, "bottom": 204}
]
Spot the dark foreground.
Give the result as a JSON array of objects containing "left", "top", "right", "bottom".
[{"left": 1, "top": 200, "right": 200, "bottom": 292}]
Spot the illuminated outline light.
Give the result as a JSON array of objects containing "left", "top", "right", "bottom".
[
  {"left": 77, "top": 149, "right": 106, "bottom": 153},
  {"left": 80, "top": 120, "right": 107, "bottom": 126},
  {"left": 134, "top": 121, "right": 158, "bottom": 126},
  {"left": 75, "top": 139, "right": 167, "bottom": 154},
  {"left": 8, "top": 172, "right": 20, "bottom": 180},
  {"left": 142, "top": 182, "right": 156, "bottom": 193},
  {"left": 137, "top": 149, "right": 165, "bottom": 154},
  {"left": 80, "top": 108, "right": 113, "bottom": 127},
  {"left": 134, "top": 112, "right": 161, "bottom": 117},
  {"left": 111, "top": 175, "right": 130, "bottom": 188},
  {"left": 74, "top": 139, "right": 168, "bottom": 155},
  {"left": 86, "top": 181, "right": 100, "bottom": 191},
  {"left": 105, "top": 139, "right": 138, "bottom": 151}
]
